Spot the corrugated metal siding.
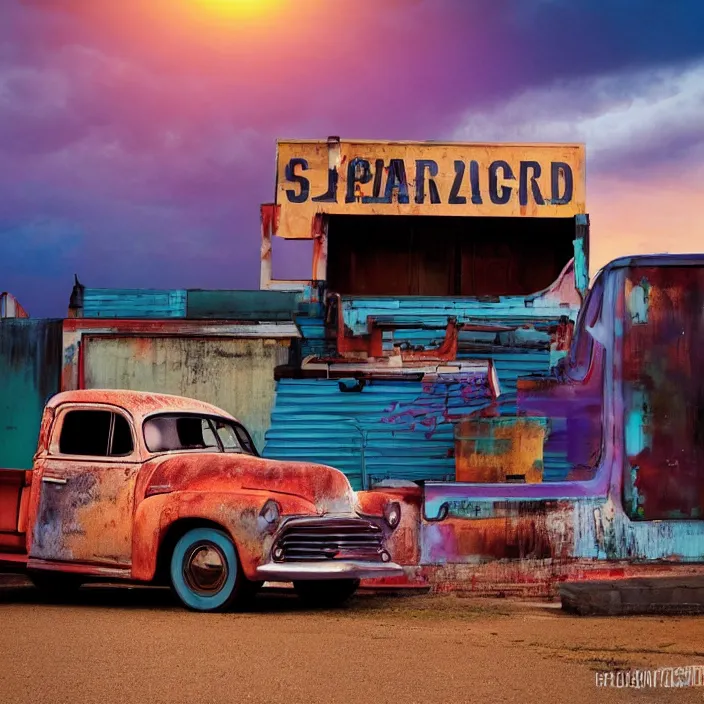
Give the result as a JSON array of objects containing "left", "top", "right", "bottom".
[
  {"left": 0, "top": 319, "right": 62, "bottom": 469},
  {"left": 82, "top": 336, "right": 289, "bottom": 451},
  {"left": 296, "top": 316, "right": 330, "bottom": 357},
  {"left": 341, "top": 296, "right": 578, "bottom": 334},
  {"left": 295, "top": 310, "right": 559, "bottom": 394},
  {"left": 340, "top": 294, "right": 573, "bottom": 403},
  {"left": 186, "top": 291, "right": 297, "bottom": 320},
  {"left": 82, "top": 289, "right": 187, "bottom": 318},
  {"left": 293, "top": 287, "right": 330, "bottom": 357},
  {"left": 295, "top": 302, "right": 571, "bottom": 361},
  {"left": 282, "top": 293, "right": 580, "bottom": 486},
  {"left": 263, "top": 376, "right": 495, "bottom": 490},
  {"left": 80, "top": 289, "right": 302, "bottom": 322}
]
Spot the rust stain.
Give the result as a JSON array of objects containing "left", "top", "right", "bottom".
[{"left": 455, "top": 418, "right": 548, "bottom": 483}]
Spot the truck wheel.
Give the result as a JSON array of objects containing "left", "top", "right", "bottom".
[
  {"left": 30, "top": 572, "right": 83, "bottom": 598},
  {"left": 170, "top": 527, "right": 250, "bottom": 612},
  {"left": 293, "top": 579, "right": 360, "bottom": 607}
]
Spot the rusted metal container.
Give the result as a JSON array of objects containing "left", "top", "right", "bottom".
[{"left": 454, "top": 416, "right": 549, "bottom": 483}]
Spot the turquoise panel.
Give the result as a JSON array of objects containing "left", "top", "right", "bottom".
[
  {"left": 186, "top": 290, "right": 297, "bottom": 320},
  {"left": 82, "top": 289, "right": 187, "bottom": 318},
  {"left": 0, "top": 320, "right": 62, "bottom": 469}
]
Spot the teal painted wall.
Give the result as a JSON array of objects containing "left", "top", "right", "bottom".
[{"left": 0, "top": 319, "right": 62, "bottom": 469}]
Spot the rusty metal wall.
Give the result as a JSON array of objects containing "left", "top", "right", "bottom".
[
  {"left": 81, "top": 336, "right": 290, "bottom": 452},
  {"left": 622, "top": 264, "right": 704, "bottom": 521},
  {"left": 0, "top": 319, "right": 62, "bottom": 469}
]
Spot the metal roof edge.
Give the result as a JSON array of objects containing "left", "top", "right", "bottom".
[{"left": 275, "top": 138, "right": 586, "bottom": 148}]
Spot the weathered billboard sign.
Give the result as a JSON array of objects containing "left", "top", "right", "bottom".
[{"left": 275, "top": 139, "right": 586, "bottom": 238}]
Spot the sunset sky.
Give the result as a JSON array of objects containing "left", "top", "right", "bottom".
[{"left": 1, "top": 0, "right": 703, "bottom": 316}]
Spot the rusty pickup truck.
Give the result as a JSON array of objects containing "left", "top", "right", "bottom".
[{"left": 0, "top": 390, "right": 403, "bottom": 611}]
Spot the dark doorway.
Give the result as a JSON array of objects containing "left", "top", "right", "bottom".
[{"left": 326, "top": 215, "right": 575, "bottom": 297}]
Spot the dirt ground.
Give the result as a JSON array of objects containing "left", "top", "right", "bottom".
[{"left": 0, "top": 577, "right": 703, "bottom": 704}]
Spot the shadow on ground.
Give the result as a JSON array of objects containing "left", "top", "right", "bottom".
[{"left": 0, "top": 575, "right": 520, "bottom": 618}]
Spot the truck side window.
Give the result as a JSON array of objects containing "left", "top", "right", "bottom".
[
  {"left": 60, "top": 411, "right": 112, "bottom": 456},
  {"left": 59, "top": 410, "right": 134, "bottom": 457},
  {"left": 110, "top": 414, "right": 134, "bottom": 456}
]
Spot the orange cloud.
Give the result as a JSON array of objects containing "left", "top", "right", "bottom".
[{"left": 589, "top": 161, "right": 704, "bottom": 276}]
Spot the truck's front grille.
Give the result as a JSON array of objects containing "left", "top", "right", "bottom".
[{"left": 273, "top": 517, "right": 384, "bottom": 562}]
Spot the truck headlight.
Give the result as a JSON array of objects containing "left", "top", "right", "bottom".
[
  {"left": 383, "top": 501, "right": 401, "bottom": 529},
  {"left": 260, "top": 499, "right": 281, "bottom": 525}
]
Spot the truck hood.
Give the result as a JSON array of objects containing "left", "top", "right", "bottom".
[{"left": 140, "top": 452, "right": 357, "bottom": 514}]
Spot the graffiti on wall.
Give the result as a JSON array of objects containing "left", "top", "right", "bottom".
[{"left": 380, "top": 373, "right": 494, "bottom": 438}]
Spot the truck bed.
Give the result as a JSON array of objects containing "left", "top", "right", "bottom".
[{"left": 0, "top": 468, "right": 30, "bottom": 554}]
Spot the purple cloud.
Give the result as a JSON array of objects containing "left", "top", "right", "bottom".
[{"left": 1, "top": 0, "right": 703, "bottom": 315}]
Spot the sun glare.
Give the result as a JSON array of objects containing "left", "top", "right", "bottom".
[{"left": 194, "top": 0, "right": 281, "bottom": 19}]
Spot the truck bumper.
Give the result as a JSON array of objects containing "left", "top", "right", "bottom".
[{"left": 255, "top": 560, "right": 405, "bottom": 582}]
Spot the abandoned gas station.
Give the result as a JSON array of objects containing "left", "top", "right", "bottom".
[{"left": 3, "top": 138, "right": 704, "bottom": 594}]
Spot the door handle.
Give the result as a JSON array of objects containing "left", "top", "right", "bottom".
[{"left": 42, "top": 476, "right": 67, "bottom": 485}]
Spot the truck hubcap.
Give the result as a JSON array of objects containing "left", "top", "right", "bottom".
[{"left": 183, "top": 542, "right": 228, "bottom": 595}]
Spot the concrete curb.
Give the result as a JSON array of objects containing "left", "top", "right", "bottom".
[{"left": 560, "top": 576, "right": 704, "bottom": 616}]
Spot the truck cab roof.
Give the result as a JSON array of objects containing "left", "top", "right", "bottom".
[
  {"left": 604, "top": 253, "right": 704, "bottom": 270},
  {"left": 46, "top": 389, "right": 237, "bottom": 423}
]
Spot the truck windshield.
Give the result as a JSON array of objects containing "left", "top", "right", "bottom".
[{"left": 143, "top": 415, "right": 257, "bottom": 455}]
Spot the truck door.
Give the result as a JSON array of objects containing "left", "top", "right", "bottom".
[
  {"left": 616, "top": 263, "right": 704, "bottom": 560},
  {"left": 29, "top": 405, "right": 141, "bottom": 567}
]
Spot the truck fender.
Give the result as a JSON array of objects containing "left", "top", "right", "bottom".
[{"left": 131, "top": 490, "right": 315, "bottom": 582}]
